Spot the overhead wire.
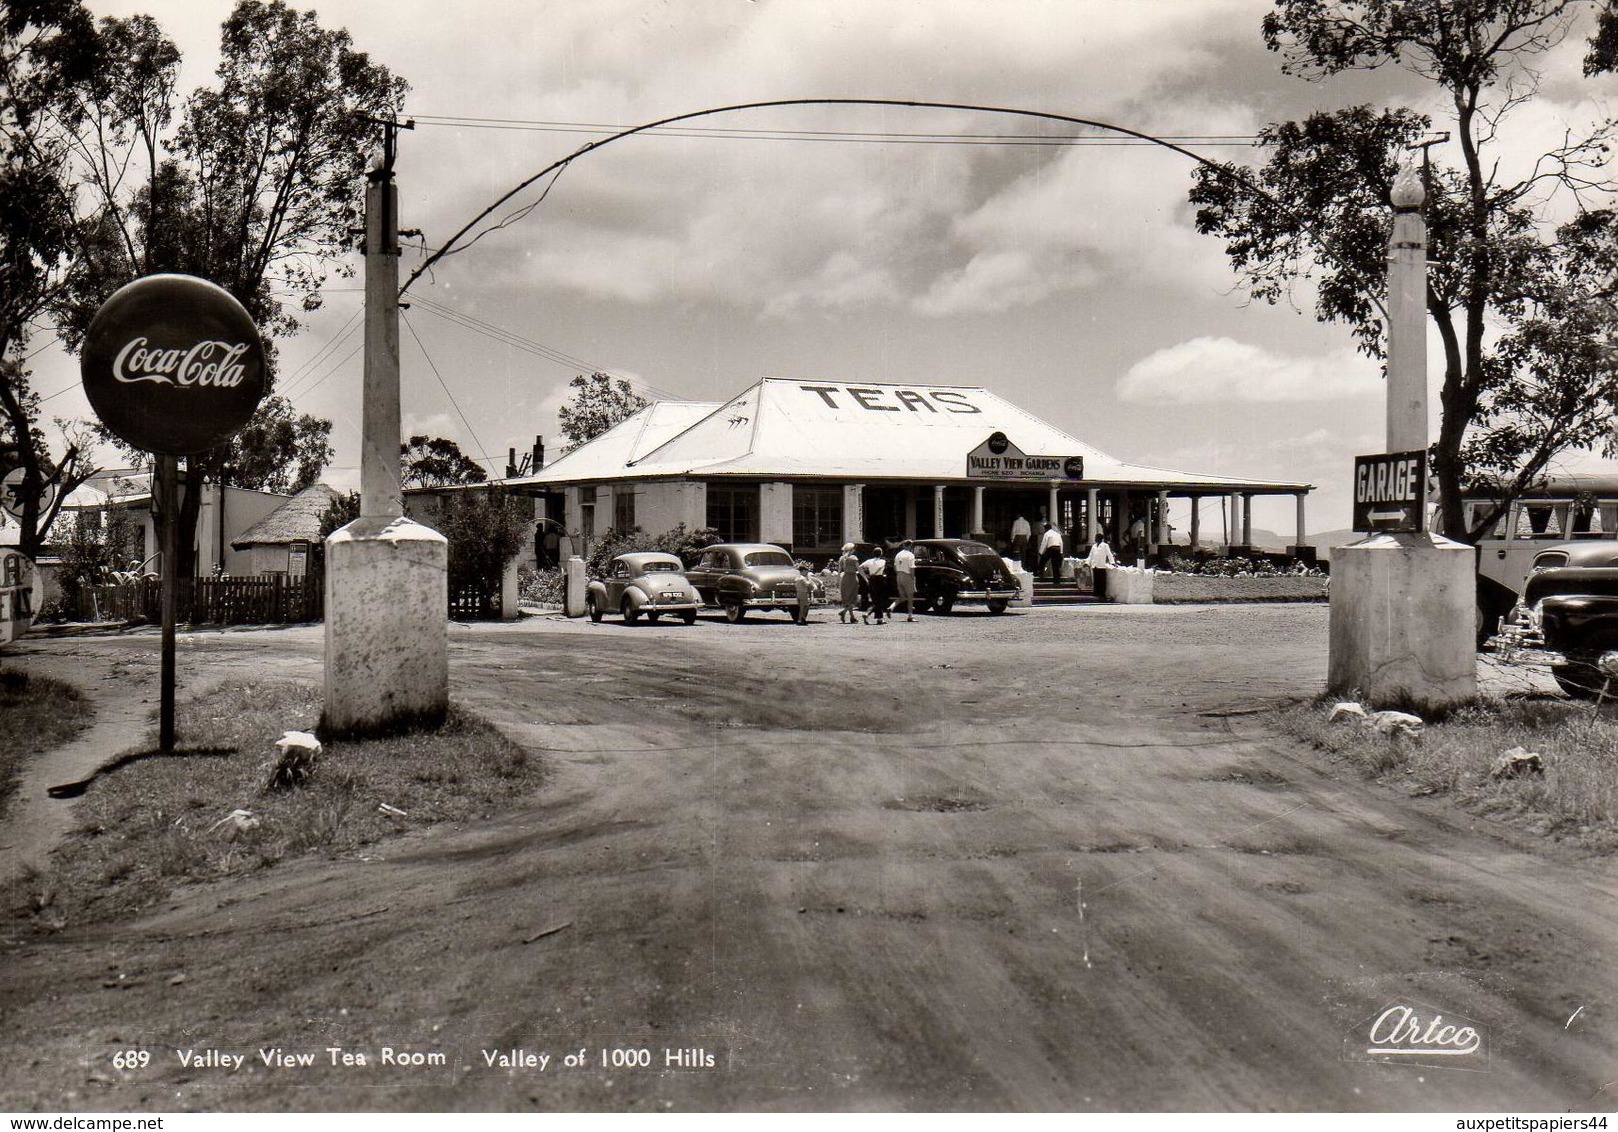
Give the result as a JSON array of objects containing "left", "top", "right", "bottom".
[{"left": 400, "top": 308, "right": 497, "bottom": 471}]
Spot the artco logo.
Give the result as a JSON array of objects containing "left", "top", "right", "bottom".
[{"left": 1344, "top": 997, "right": 1487, "bottom": 1071}]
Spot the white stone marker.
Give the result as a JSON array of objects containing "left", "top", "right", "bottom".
[
  {"left": 1327, "top": 158, "right": 1476, "bottom": 712},
  {"left": 323, "top": 156, "right": 448, "bottom": 736}
]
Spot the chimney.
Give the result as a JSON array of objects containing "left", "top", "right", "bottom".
[
  {"left": 506, "top": 447, "right": 517, "bottom": 478},
  {"left": 532, "top": 435, "right": 545, "bottom": 471}
]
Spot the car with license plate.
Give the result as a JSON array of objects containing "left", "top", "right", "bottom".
[
  {"left": 1500, "top": 542, "right": 1618, "bottom": 697},
  {"left": 684, "top": 542, "right": 824, "bottom": 622},
  {"left": 585, "top": 552, "right": 702, "bottom": 624},
  {"left": 910, "top": 538, "right": 1020, "bottom": 614}
]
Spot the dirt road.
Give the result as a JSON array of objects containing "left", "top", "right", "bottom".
[{"left": 1, "top": 605, "right": 1613, "bottom": 1112}]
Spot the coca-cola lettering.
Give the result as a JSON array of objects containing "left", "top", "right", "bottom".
[
  {"left": 80, "top": 274, "right": 266, "bottom": 456},
  {"left": 112, "top": 338, "right": 251, "bottom": 388}
]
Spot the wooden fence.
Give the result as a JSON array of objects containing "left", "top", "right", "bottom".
[
  {"left": 56, "top": 572, "right": 506, "bottom": 625},
  {"left": 64, "top": 575, "right": 324, "bottom": 626}
]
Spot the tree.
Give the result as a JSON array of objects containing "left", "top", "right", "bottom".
[
  {"left": 1189, "top": 0, "right": 1618, "bottom": 541},
  {"left": 438, "top": 488, "right": 530, "bottom": 614},
  {"left": 557, "top": 372, "right": 649, "bottom": 451},
  {"left": 0, "top": 1, "right": 101, "bottom": 556},
  {"left": 401, "top": 435, "right": 488, "bottom": 488},
  {"left": 49, "top": 1, "right": 407, "bottom": 575}
]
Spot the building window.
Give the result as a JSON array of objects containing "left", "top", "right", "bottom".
[
  {"left": 793, "top": 487, "right": 842, "bottom": 550},
  {"left": 614, "top": 488, "right": 636, "bottom": 532},
  {"left": 706, "top": 485, "right": 757, "bottom": 542}
]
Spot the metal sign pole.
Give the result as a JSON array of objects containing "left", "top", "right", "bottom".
[{"left": 158, "top": 453, "right": 177, "bottom": 753}]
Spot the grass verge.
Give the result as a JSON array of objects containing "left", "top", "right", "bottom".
[
  {"left": 1279, "top": 695, "right": 1618, "bottom": 853},
  {"left": 0, "top": 667, "right": 93, "bottom": 823},
  {"left": 3, "top": 678, "right": 542, "bottom": 931}
]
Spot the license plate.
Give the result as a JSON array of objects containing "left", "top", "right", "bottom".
[{"left": 661, "top": 591, "right": 684, "bottom": 600}]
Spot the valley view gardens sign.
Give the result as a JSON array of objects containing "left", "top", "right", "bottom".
[
  {"left": 966, "top": 431, "right": 1085, "bottom": 482},
  {"left": 81, "top": 274, "right": 267, "bottom": 751}
]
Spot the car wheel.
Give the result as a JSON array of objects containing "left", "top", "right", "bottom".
[
  {"left": 987, "top": 599, "right": 1008, "bottom": 614},
  {"left": 1476, "top": 593, "right": 1505, "bottom": 649},
  {"left": 681, "top": 609, "right": 697, "bottom": 625},
  {"left": 935, "top": 591, "right": 956, "bottom": 615},
  {"left": 586, "top": 595, "right": 602, "bottom": 623},
  {"left": 914, "top": 595, "right": 934, "bottom": 614},
  {"left": 723, "top": 599, "right": 745, "bottom": 623},
  {"left": 1553, "top": 660, "right": 1609, "bottom": 700},
  {"left": 622, "top": 598, "right": 640, "bottom": 624}
]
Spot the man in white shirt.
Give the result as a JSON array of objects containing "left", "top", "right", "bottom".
[
  {"left": 1038, "top": 522, "right": 1064, "bottom": 582},
  {"left": 1010, "top": 515, "right": 1031, "bottom": 562},
  {"left": 1087, "top": 534, "right": 1117, "bottom": 598},
  {"left": 893, "top": 540, "right": 918, "bottom": 622}
]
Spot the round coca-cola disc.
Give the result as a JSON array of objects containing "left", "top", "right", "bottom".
[{"left": 81, "top": 274, "right": 267, "bottom": 456}]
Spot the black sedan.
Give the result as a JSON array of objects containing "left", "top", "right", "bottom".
[{"left": 909, "top": 539, "right": 1021, "bottom": 614}]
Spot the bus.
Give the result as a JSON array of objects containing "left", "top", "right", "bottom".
[{"left": 1467, "top": 474, "right": 1618, "bottom": 642}]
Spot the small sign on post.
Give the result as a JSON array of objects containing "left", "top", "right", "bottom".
[{"left": 1352, "top": 450, "right": 1427, "bottom": 533}]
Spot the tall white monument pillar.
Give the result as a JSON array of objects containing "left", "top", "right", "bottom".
[
  {"left": 323, "top": 144, "right": 449, "bottom": 737},
  {"left": 1328, "top": 159, "right": 1475, "bottom": 711}
]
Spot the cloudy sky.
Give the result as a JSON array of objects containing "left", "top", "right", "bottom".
[{"left": 25, "top": 0, "right": 1618, "bottom": 538}]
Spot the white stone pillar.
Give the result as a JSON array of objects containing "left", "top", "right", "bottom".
[
  {"left": 1329, "top": 158, "right": 1475, "bottom": 711},
  {"left": 1242, "top": 494, "right": 1253, "bottom": 547},
  {"left": 1086, "top": 487, "right": 1098, "bottom": 547},
  {"left": 971, "top": 486, "right": 985, "bottom": 537},
  {"left": 1189, "top": 496, "right": 1201, "bottom": 550},
  {"left": 1155, "top": 490, "right": 1169, "bottom": 547},
  {"left": 933, "top": 485, "right": 946, "bottom": 539},
  {"left": 843, "top": 484, "right": 864, "bottom": 544},
  {"left": 1295, "top": 493, "right": 1308, "bottom": 549},
  {"left": 1047, "top": 484, "right": 1060, "bottom": 537},
  {"left": 324, "top": 164, "right": 448, "bottom": 738}
]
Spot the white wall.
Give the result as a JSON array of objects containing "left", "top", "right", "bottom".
[
  {"left": 760, "top": 482, "right": 793, "bottom": 545},
  {"left": 637, "top": 481, "right": 706, "bottom": 535}
]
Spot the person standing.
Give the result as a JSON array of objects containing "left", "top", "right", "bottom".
[
  {"left": 860, "top": 548, "right": 889, "bottom": 624},
  {"left": 836, "top": 542, "right": 860, "bottom": 624},
  {"left": 793, "top": 561, "right": 814, "bottom": 625},
  {"left": 1010, "top": 514, "right": 1031, "bottom": 562},
  {"left": 893, "top": 539, "right": 918, "bottom": 622},
  {"left": 1038, "top": 521, "right": 1064, "bottom": 582},
  {"left": 1087, "top": 533, "right": 1117, "bottom": 598}
]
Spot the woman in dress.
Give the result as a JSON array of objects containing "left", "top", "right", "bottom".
[{"left": 837, "top": 542, "right": 861, "bottom": 624}]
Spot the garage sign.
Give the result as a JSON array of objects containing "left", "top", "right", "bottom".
[{"left": 1353, "top": 450, "right": 1427, "bottom": 533}]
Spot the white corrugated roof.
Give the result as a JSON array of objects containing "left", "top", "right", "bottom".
[{"left": 504, "top": 378, "right": 1309, "bottom": 492}]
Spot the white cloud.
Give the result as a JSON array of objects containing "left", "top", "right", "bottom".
[{"left": 1117, "top": 337, "right": 1382, "bottom": 403}]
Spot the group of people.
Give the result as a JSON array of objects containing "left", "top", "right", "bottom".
[
  {"left": 1010, "top": 515, "right": 1074, "bottom": 582},
  {"left": 832, "top": 540, "right": 919, "bottom": 625},
  {"left": 1010, "top": 515, "right": 1119, "bottom": 584}
]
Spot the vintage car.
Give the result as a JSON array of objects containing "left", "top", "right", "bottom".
[
  {"left": 585, "top": 552, "right": 702, "bottom": 624},
  {"left": 684, "top": 542, "right": 824, "bottom": 622},
  {"left": 1502, "top": 542, "right": 1618, "bottom": 698},
  {"left": 910, "top": 538, "right": 1020, "bottom": 614}
]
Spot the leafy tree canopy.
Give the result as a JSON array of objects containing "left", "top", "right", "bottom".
[
  {"left": 557, "top": 372, "right": 650, "bottom": 451},
  {"left": 1191, "top": 0, "right": 1618, "bottom": 541},
  {"left": 401, "top": 435, "right": 488, "bottom": 488}
]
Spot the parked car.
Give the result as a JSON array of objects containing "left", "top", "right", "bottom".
[
  {"left": 684, "top": 542, "right": 824, "bottom": 622},
  {"left": 909, "top": 538, "right": 1020, "bottom": 614},
  {"left": 585, "top": 552, "right": 702, "bottom": 625},
  {"left": 1503, "top": 542, "right": 1618, "bottom": 697}
]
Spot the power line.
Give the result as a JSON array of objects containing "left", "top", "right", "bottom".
[
  {"left": 279, "top": 310, "right": 363, "bottom": 400},
  {"left": 410, "top": 112, "right": 1264, "bottom": 147},
  {"left": 408, "top": 295, "right": 679, "bottom": 401},
  {"left": 400, "top": 309, "right": 496, "bottom": 470}
]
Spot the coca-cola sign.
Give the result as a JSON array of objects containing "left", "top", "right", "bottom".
[{"left": 81, "top": 274, "right": 267, "bottom": 456}]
